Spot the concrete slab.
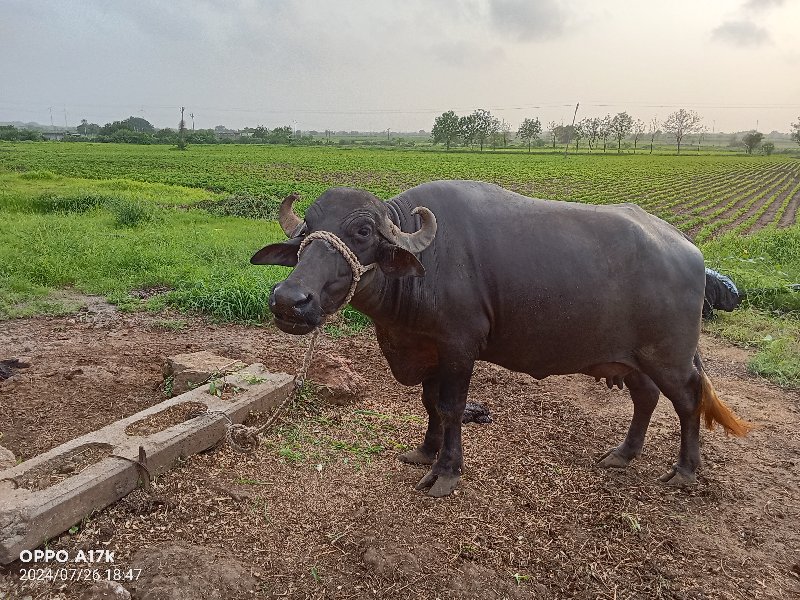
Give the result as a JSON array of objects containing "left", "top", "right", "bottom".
[
  {"left": 163, "top": 350, "right": 246, "bottom": 396},
  {"left": 0, "top": 364, "right": 293, "bottom": 565}
]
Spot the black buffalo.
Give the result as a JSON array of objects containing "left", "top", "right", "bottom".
[{"left": 252, "top": 180, "right": 749, "bottom": 497}]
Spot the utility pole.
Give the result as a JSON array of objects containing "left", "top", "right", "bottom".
[
  {"left": 564, "top": 102, "right": 579, "bottom": 159},
  {"left": 178, "top": 106, "right": 186, "bottom": 149},
  {"left": 49, "top": 107, "right": 54, "bottom": 131},
  {"left": 190, "top": 112, "right": 195, "bottom": 130},
  {"left": 63, "top": 107, "right": 68, "bottom": 130}
]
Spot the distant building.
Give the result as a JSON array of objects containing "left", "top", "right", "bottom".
[
  {"left": 214, "top": 125, "right": 240, "bottom": 140},
  {"left": 42, "top": 131, "right": 66, "bottom": 141}
]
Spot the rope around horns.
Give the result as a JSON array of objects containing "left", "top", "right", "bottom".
[{"left": 224, "top": 230, "right": 374, "bottom": 452}]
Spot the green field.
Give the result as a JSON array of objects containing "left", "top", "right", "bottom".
[{"left": 1, "top": 142, "right": 798, "bottom": 384}]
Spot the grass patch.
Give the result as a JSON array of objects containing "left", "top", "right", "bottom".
[
  {"left": 701, "top": 224, "right": 800, "bottom": 386},
  {"left": 195, "top": 193, "right": 281, "bottom": 220},
  {"left": 149, "top": 318, "right": 188, "bottom": 331},
  {"left": 0, "top": 174, "right": 289, "bottom": 322},
  {"left": 323, "top": 305, "right": 372, "bottom": 337},
  {"left": 704, "top": 308, "right": 800, "bottom": 387}
]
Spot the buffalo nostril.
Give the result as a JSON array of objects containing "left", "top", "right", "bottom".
[
  {"left": 289, "top": 292, "right": 313, "bottom": 316},
  {"left": 271, "top": 283, "right": 314, "bottom": 318}
]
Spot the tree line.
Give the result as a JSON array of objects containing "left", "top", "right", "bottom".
[{"left": 432, "top": 109, "right": 800, "bottom": 155}]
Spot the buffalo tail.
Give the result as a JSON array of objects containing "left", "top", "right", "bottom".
[{"left": 693, "top": 353, "right": 751, "bottom": 437}]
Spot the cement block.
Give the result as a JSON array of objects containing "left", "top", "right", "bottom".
[
  {"left": 162, "top": 351, "right": 246, "bottom": 395},
  {"left": 0, "top": 364, "right": 293, "bottom": 565}
]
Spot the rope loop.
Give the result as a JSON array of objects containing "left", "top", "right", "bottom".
[{"left": 297, "top": 230, "right": 376, "bottom": 312}]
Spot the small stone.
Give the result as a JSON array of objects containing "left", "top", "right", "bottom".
[{"left": 0, "top": 445, "right": 15, "bottom": 470}]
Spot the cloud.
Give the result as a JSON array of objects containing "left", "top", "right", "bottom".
[
  {"left": 742, "top": 0, "right": 784, "bottom": 12},
  {"left": 711, "top": 20, "right": 771, "bottom": 47},
  {"left": 487, "top": 0, "right": 570, "bottom": 42}
]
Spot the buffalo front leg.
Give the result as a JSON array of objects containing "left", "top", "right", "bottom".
[
  {"left": 415, "top": 363, "right": 473, "bottom": 497},
  {"left": 398, "top": 377, "right": 441, "bottom": 466},
  {"left": 598, "top": 370, "right": 660, "bottom": 469}
]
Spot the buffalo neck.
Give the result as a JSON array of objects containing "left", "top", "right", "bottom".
[{"left": 349, "top": 266, "right": 432, "bottom": 332}]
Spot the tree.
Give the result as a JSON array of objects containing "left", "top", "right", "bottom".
[
  {"left": 77, "top": 119, "right": 100, "bottom": 136},
  {"left": 662, "top": 109, "right": 702, "bottom": 155},
  {"left": 553, "top": 124, "right": 574, "bottom": 145},
  {"left": 762, "top": 142, "right": 775, "bottom": 156},
  {"left": 609, "top": 112, "right": 633, "bottom": 153},
  {"left": 269, "top": 126, "right": 293, "bottom": 144},
  {"left": 648, "top": 117, "right": 660, "bottom": 154},
  {"left": 517, "top": 117, "right": 542, "bottom": 152},
  {"left": 742, "top": 130, "right": 764, "bottom": 154},
  {"left": 252, "top": 126, "right": 270, "bottom": 140},
  {"left": 580, "top": 117, "right": 600, "bottom": 152},
  {"left": 471, "top": 109, "right": 497, "bottom": 151},
  {"left": 431, "top": 111, "right": 460, "bottom": 150},
  {"left": 791, "top": 116, "right": 800, "bottom": 147},
  {"left": 498, "top": 120, "right": 511, "bottom": 148},
  {"left": 458, "top": 114, "right": 477, "bottom": 148},
  {"left": 631, "top": 119, "right": 645, "bottom": 154},
  {"left": 598, "top": 115, "right": 612, "bottom": 152},
  {"left": 100, "top": 116, "right": 155, "bottom": 135},
  {"left": 547, "top": 121, "right": 558, "bottom": 149},
  {"left": 696, "top": 126, "right": 707, "bottom": 153},
  {"left": 572, "top": 120, "right": 585, "bottom": 152}
]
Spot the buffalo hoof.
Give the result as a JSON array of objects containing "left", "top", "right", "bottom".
[
  {"left": 597, "top": 447, "right": 635, "bottom": 469},
  {"left": 415, "top": 470, "right": 460, "bottom": 497},
  {"left": 397, "top": 447, "right": 437, "bottom": 466},
  {"left": 658, "top": 466, "right": 697, "bottom": 487}
]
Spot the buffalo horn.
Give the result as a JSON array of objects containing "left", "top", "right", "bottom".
[
  {"left": 382, "top": 206, "right": 437, "bottom": 253},
  {"left": 278, "top": 192, "right": 303, "bottom": 237}
]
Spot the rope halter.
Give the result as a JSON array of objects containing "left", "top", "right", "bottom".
[{"left": 297, "top": 230, "right": 376, "bottom": 313}]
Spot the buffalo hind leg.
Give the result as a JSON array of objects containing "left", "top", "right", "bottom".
[
  {"left": 398, "top": 377, "right": 441, "bottom": 466},
  {"left": 648, "top": 367, "right": 703, "bottom": 486},
  {"left": 415, "top": 363, "right": 472, "bottom": 497},
  {"left": 598, "top": 370, "right": 660, "bottom": 469}
]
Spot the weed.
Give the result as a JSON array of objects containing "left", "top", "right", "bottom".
[
  {"left": 512, "top": 572, "right": 531, "bottom": 585},
  {"left": 620, "top": 513, "right": 642, "bottom": 532},
  {"left": 163, "top": 375, "right": 174, "bottom": 398},
  {"left": 196, "top": 193, "right": 281, "bottom": 220},
  {"left": 107, "top": 197, "right": 155, "bottom": 228},
  {"left": 278, "top": 446, "right": 305, "bottom": 463},
  {"left": 310, "top": 566, "right": 322, "bottom": 584},
  {"left": 239, "top": 371, "right": 267, "bottom": 385},
  {"left": 324, "top": 306, "right": 372, "bottom": 337}
]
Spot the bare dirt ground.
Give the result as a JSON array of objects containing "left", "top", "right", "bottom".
[{"left": 1, "top": 302, "right": 799, "bottom": 599}]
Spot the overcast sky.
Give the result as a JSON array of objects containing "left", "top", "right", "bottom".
[{"left": 2, "top": 0, "right": 799, "bottom": 133}]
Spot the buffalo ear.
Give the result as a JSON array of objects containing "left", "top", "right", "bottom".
[
  {"left": 250, "top": 237, "right": 302, "bottom": 267},
  {"left": 376, "top": 242, "right": 425, "bottom": 278}
]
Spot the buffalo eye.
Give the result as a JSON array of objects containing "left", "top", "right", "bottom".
[{"left": 356, "top": 225, "right": 372, "bottom": 238}]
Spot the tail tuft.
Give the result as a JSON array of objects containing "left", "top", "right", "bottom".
[{"left": 697, "top": 367, "right": 751, "bottom": 437}]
